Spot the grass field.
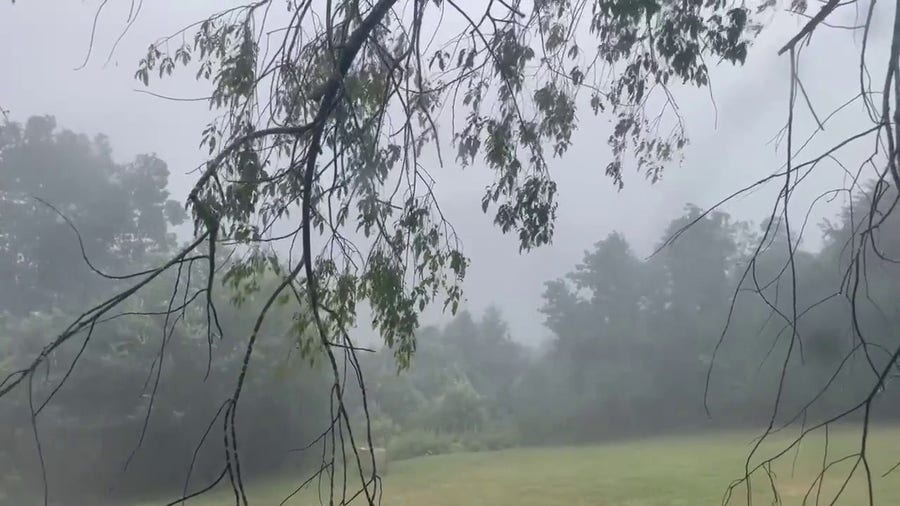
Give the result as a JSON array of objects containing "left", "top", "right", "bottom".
[{"left": 143, "top": 426, "right": 900, "bottom": 505}]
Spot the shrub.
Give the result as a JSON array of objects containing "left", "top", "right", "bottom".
[
  {"left": 386, "top": 430, "right": 455, "bottom": 460},
  {"left": 429, "top": 379, "right": 486, "bottom": 433},
  {"left": 471, "top": 426, "right": 519, "bottom": 451},
  {"left": 367, "top": 416, "right": 399, "bottom": 447},
  {"left": 386, "top": 425, "right": 520, "bottom": 461}
]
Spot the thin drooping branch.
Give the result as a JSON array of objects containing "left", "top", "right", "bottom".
[
  {"left": 702, "top": 0, "right": 900, "bottom": 502},
  {"left": 0, "top": 233, "right": 209, "bottom": 399}
]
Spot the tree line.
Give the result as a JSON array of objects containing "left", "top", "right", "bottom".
[
  {"left": 3, "top": 117, "right": 900, "bottom": 503},
  {"left": 361, "top": 193, "right": 900, "bottom": 453}
]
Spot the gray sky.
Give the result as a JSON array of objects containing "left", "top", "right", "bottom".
[{"left": 1, "top": 2, "right": 888, "bottom": 343}]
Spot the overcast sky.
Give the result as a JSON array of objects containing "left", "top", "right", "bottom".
[{"left": 1, "top": 2, "right": 889, "bottom": 343}]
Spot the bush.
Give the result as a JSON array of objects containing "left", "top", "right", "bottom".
[
  {"left": 386, "top": 425, "right": 520, "bottom": 461},
  {"left": 471, "top": 426, "right": 519, "bottom": 451},
  {"left": 367, "top": 416, "right": 399, "bottom": 447},
  {"left": 387, "top": 430, "right": 456, "bottom": 460},
  {"left": 429, "top": 379, "right": 486, "bottom": 433}
]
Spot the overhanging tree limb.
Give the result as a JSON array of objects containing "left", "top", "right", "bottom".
[{"left": 777, "top": 0, "right": 841, "bottom": 55}]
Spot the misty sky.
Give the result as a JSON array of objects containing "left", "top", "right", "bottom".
[{"left": 1, "top": 2, "right": 888, "bottom": 342}]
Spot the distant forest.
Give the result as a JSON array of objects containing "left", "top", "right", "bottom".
[{"left": 3, "top": 116, "right": 900, "bottom": 503}]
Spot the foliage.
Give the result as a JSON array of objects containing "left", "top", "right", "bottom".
[
  {"left": 428, "top": 377, "right": 486, "bottom": 434},
  {"left": 0, "top": 116, "right": 186, "bottom": 314},
  {"left": 521, "top": 195, "right": 900, "bottom": 444},
  {"left": 119, "top": 0, "right": 764, "bottom": 376},
  {"left": 357, "top": 307, "right": 526, "bottom": 458},
  {"left": 358, "top": 192, "right": 900, "bottom": 456},
  {"left": 0, "top": 122, "right": 331, "bottom": 503},
  {"left": 386, "top": 430, "right": 457, "bottom": 461},
  {"left": 385, "top": 426, "right": 518, "bottom": 461}
]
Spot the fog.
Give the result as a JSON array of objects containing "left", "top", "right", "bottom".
[{"left": 2, "top": 1, "right": 900, "bottom": 504}]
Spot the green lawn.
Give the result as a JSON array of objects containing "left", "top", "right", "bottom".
[{"left": 142, "top": 426, "right": 900, "bottom": 505}]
